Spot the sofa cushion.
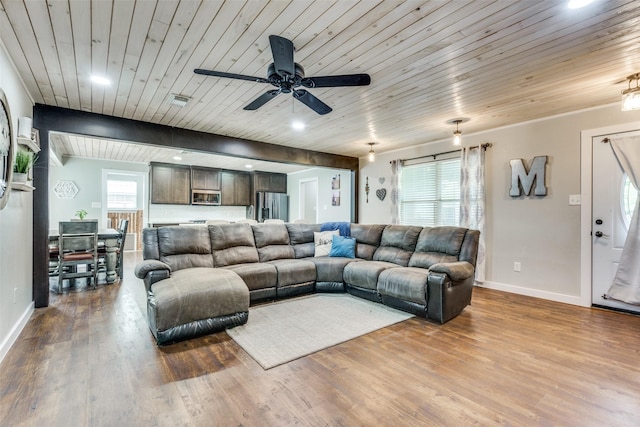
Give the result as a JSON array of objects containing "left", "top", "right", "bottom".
[
  {"left": 221, "top": 262, "right": 277, "bottom": 291},
  {"left": 373, "top": 225, "right": 422, "bottom": 267},
  {"left": 267, "top": 259, "right": 317, "bottom": 287},
  {"left": 329, "top": 235, "right": 356, "bottom": 258},
  {"left": 314, "top": 230, "right": 339, "bottom": 257},
  {"left": 209, "top": 223, "right": 259, "bottom": 267},
  {"left": 350, "top": 224, "right": 385, "bottom": 260},
  {"left": 310, "top": 256, "right": 359, "bottom": 282},
  {"left": 343, "top": 260, "right": 399, "bottom": 290},
  {"left": 378, "top": 267, "right": 429, "bottom": 306},
  {"left": 149, "top": 267, "right": 248, "bottom": 332},
  {"left": 409, "top": 226, "right": 467, "bottom": 269},
  {"left": 156, "top": 226, "right": 214, "bottom": 271},
  {"left": 286, "top": 223, "right": 322, "bottom": 258},
  {"left": 252, "top": 224, "right": 295, "bottom": 262}
]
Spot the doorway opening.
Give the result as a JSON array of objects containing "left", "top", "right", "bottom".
[{"left": 299, "top": 178, "right": 318, "bottom": 223}]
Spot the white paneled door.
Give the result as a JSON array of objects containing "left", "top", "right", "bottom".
[{"left": 591, "top": 132, "right": 640, "bottom": 313}]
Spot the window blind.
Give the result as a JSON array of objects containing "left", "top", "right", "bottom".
[
  {"left": 400, "top": 158, "right": 461, "bottom": 227},
  {"left": 107, "top": 180, "right": 138, "bottom": 210}
]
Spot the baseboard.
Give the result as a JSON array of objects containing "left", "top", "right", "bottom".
[
  {"left": 476, "top": 281, "right": 586, "bottom": 307},
  {"left": 0, "top": 302, "right": 34, "bottom": 366}
]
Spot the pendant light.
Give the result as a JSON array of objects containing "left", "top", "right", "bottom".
[
  {"left": 367, "top": 142, "right": 378, "bottom": 162},
  {"left": 447, "top": 118, "right": 469, "bottom": 146},
  {"left": 622, "top": 73, "right": 640, "bottom": 111}
]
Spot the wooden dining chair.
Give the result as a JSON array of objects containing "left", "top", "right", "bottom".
[{"left": 57, "top": 220, "right": 99, "bottom": 293}]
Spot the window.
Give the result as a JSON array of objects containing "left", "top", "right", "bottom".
[
  {"left": 621, "top": 174, "right": 638, "bottom": 228},
  {"left": 107, "top": 180, "right": 137, "bottom": 210},
  {"left": 400, "top": 157, "right": 460, "bottom": 227}
]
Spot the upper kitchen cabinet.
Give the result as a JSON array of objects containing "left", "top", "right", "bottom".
[
  {"left": 221, "top": 171, "right": 251, "bottom": 206},
  {"left": 253, "top": 171, "right": 287, "bottom": 193},
  {"left": 150, "top": 163, "right": 190, "bottom": 205},
  {"left": 191, "top": 167, "right": 221, "bottom": 190}
]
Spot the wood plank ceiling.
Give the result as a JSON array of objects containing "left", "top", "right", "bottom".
[{"left": 1, "top": 0, "right": 640, "bottom": 168}]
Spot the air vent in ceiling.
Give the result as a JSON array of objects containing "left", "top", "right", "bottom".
[{"left": 168, "top": 94, "right": 191, "bottom": 107}]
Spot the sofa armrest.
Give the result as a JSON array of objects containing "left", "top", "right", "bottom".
[
  {"left": 135, "top": 260, "right": 172, "bottom": 292},
  {"left": 426, "top": 272, "right": 474, "bottom": 324},
  {"left": 429, "top": 261, "right": 475, "bottom": 281}
]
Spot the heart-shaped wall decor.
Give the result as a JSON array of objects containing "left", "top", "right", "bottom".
[
  {"left": 376, "top": 188, "right": 387, "bottom": 201},
  {"left": 378, "top": 177, "right": 385, "bottom": 184}
]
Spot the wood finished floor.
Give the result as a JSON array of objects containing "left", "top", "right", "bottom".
[{"left": 2, "top": 252, "right": 640, "bottom": 426}]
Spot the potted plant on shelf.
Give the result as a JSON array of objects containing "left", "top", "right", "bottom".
[{"left": 13, "top": 149, "right": 36, "bottom": 183}]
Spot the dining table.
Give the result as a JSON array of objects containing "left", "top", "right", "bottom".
[{"left": 49, "top": 228, "right": 121, "bottom": 284}]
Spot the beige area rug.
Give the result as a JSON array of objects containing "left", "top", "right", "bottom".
[{"left": 226, "top": 293, "right": 414, "bottom": 369}]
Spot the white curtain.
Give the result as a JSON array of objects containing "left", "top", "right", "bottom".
[
  {"left": 460, "top": 145, "right": 486, "bottom": 282},
  {"left": 390, "top": 159, "right": 402, "bottom": 224},
  {"left": 606, "top": 136, "right": 640, "bottom": 304}
]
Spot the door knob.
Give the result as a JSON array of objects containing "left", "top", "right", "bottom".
[{"left": 595, "top": 231, "right": 603, "bottom": 237}]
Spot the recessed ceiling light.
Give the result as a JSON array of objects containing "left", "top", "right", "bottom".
[
  {"left": 90, "top": 75, "right": 111, "bottom": 86},
  {"left": 291, "top": 121, "right": 305, "bottom": 131},
  {"left": 173, "top": 156, "right": 182, "bottom": 161},
  {"left": 568, "top": 0, "right": 595, "bottom": 9},
  {"left": 245, "top": 164, "right": 253, "bottom": 169}
]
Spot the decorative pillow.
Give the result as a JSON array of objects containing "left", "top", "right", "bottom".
[
  {"left": 314, "top": 230, "right": 339, "bottom": 257},
  {"left": 329, "top": 235, "right": 356, "bottom": 258}
]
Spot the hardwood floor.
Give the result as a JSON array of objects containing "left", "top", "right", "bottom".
[{"left": 2, "top": 252, "right": 640, "bottom": 426}]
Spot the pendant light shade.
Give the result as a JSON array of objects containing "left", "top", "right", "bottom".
[
  {"left": 622, "top": 73, "right": 640, "bottom": 111},
  {"left": 447, "top": 118, "right": 468, "bottom": 146},
  {"left": 367, "top": 142, "right": 378, "bottom": 162}
]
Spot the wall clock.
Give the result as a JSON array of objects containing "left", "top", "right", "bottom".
[{"left": 0, "top": 88, "right": 15, "bottom": 209}]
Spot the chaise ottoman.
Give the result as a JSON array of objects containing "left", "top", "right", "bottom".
[{"left": 147, "top": 267, "right": 249, "bottom": 345}]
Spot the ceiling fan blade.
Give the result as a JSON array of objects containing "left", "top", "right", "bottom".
[
  {"left": 244, "top": 90, "right": 281, "bottom": 110},
  {"left": 293, "top": 90, "right": 332, "bottom": 115},
  {"left": 301, "top": 74, "right": 371, "bottom": 88},
  {"left": 194, "top": 69, "right": 268, "bottom": 83},
  {"left": 269, "top": 35, "right": 295, "bottom": 79}
]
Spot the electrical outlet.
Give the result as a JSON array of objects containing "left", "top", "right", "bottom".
[{"left": 514, "top": 262, "right": 521, "bottom": 272}]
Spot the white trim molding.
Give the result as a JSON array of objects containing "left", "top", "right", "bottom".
[{"left": 0, "top": 302, "right": 34, "bottom": 366}]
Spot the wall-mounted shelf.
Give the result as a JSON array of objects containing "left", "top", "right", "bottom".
[
  {"left": 11, "top": 182, "right": 35, "bottom": 192},
  {"left": 17, "top": 136, "right": 41, "bottom": 153}
]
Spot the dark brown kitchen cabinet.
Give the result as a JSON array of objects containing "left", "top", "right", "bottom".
[
  {"left": 221, "top": 171, "right": 251, "bottom": 206},
  {"left": 191, "top": 167, "right": 221, "bottom": 190},
  {"left": 150, "top": 163, "right": 190, "bottom": 204},
  {"left": 253, "top": 171, "right": 287, "bottom": 193}
]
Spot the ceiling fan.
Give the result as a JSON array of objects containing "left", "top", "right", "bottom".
[{"left": 194, "top": 35, "right": 371, "bottom": 115}]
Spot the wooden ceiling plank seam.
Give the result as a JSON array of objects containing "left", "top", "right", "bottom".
[
  {"left": 112, "top": 0, "right": 158, "bottom": 118},
  {"left": 69, "top": 0, "right": 93, "bottom": 112},
  {"left": 0, "top": 3, "right": 44, "bottom": 103},
  {"left": 163, "top": 0, "right": 274, "bottom": 128},
  {"left": 134, "top": 0, "right": 225, "bottom": 122},
  {"left": 23, "top": 0, "right": 70, "bottom": 108},
  {"left": 133, "top": 0, "right": 203, "bottom": 122},
  {"left": 1, "top": 0, "right": 56, "bottom": 104},
  {"left": 143, "top": 0, "right": 249, "bottom": 125},
  {"left": 90, "top": 0, "right": 113, "bottom": 113},
  {"left": 102, "top": 0, "right": 136, "bottom": 117},
  {"left": 319, "top": 3, "right": 636, "bottom": 130},
  {"left": 133, "top": 1, "right": 246, "bottom": 125},
  {"left": 144, "top": 2, "right": 288, "bottom": 125},
  {"left": 122, "top": 0, "right": 180, "bottom": 119},
  {"left": 47, "top": 0, "right": 81, "bottom": 110}
]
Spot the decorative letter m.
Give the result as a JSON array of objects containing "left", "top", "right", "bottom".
[{"left": 510, "top": 156, "right": 547, "bottom": 197}]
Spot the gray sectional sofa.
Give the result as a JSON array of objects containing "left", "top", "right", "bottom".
[{"left": 135, "top": 223, "right": 479, "bottom": 345}]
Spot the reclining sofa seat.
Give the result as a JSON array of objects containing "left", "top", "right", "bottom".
[
  {"left": 343, "top": 224, "right": 422, "bottom": 301},
  {"left": 251, "top": 223, "right": 317, "bottom": 298}
]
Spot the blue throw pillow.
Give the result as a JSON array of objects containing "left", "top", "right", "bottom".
[{"left": 329, "top": 235, "right": 356, "bottom": 258}]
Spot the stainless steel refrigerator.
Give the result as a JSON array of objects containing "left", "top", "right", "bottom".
[{"left": 256, "top": 192, "right": 289, "bottom": 222}]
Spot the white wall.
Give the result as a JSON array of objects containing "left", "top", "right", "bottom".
[
  {"left": 0, "top": 41, "right": 35, "bottom": 364},
  {"left": 360, "top": 104, "right": 640, "bottom": 305},
  {"left": 49, "top": 157, "right": 148, "bottom": 230},
  {"left": 287, "top": 168, "right": 352, "bottom": 223}
]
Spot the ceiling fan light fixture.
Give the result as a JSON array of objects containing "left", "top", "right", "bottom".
[
  {"left": 90, "top": 75, "right": 110, "bottom": 86},
  {"left": 622, "top": 73, "right": 640, "bottom": 111},
  {"left": 567, "top": 0, "right": 595, "bottom": 9},
  {"left": 291, "top": 120, "right": 305, "bottom": 131},
  {"left": 367, "top": 142, "right": 378, "bottom": 162}
]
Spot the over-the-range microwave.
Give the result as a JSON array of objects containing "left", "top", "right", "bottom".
[{"left": 191, "top": 189, "right": 221, "bottom": 205}]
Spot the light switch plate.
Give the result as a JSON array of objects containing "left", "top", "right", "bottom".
[
  {"left": 91, "top": 202, "right": 102, "bottom": 208},
  {"left": 569, "top": 194, "right": 581, "bottom": 205}
]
